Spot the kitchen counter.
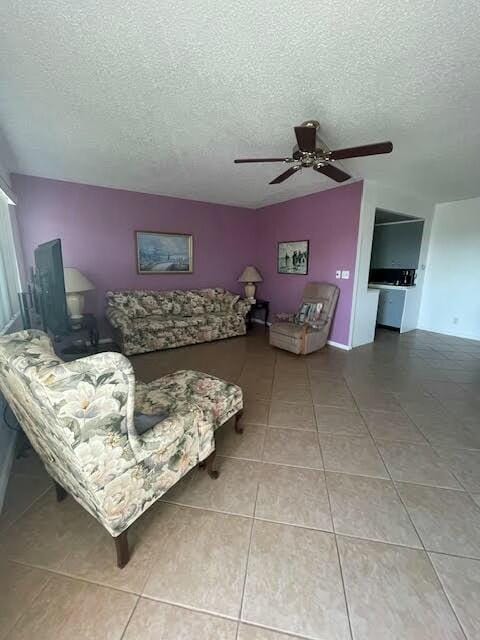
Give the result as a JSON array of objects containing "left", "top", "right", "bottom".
[{"left": 368, "top": 283, "right": 416, "bottom": 292}]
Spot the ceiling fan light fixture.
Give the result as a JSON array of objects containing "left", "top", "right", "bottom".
[{"left": 301, "top": 156, "right": 315, "bottom": 167}]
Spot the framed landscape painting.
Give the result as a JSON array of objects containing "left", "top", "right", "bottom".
[
  {"left": 277, "top": 240, "right": 309, "bottom": 275},
  {"left": 136, "top": 231, "right": 193, "bottom": 274}
]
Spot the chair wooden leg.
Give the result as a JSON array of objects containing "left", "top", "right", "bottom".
[
  {"left": 54, "top": 481, "right": 68, "bottom": 503},
  {"left": 206, "top": 450, "right": 219, "bottom": 479},
  {"left": 114, "top": 530, "right": 129, "bottom": 568},
  {"left": 235, "top": 410, "right": 244, "bottom": 434}
]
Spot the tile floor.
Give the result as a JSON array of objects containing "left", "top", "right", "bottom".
[{"left": 1, "top": 327, "right": 480, "bottom": 639}]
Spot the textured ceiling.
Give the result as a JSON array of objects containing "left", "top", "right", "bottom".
[{"left": 1, "top": 1, "right": 479, "bottom": 208}]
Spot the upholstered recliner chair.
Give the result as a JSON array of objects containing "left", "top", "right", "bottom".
[
  {"left": 0, "top": 330, "right": 243, "bottom": 567},
  {"left": 269, "top": 282, "right": 339, "bottom": 355}
]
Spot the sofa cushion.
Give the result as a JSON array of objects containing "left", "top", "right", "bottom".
[
  {"left": 270, "top": 322, "right": 306, "bottom": 338},
  {"left": 171, "top": 316, "right": 207, "bottom": 329},
  {"left": 133, "top": 315, "right": 207, "bottom": 331},
  {"left": 134, "top": 315, "right": 176, "bottom": 330},
  {"left": 136, "top": 370, "right": 242, "bottom": 428}
]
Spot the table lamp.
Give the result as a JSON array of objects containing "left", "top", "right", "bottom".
[
  {"left": 238, "top": 265, "right": 263, "bottom": 299},
  {"left": 63, "top": 268, "right": 95, "bottom": 326}
]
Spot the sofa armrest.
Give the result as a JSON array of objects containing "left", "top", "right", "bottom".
[
  {"left": 234, "top": 298, "right": 252, "bottom": 317},
  {"left": 106, "top": 307, "right": 132, "bottom": 333}
]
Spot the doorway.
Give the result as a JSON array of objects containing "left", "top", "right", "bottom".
[{"left": 368, "top": 209, "right": 424, "bottom": 336}]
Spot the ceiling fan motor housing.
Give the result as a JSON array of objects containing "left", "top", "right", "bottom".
[{"left": 301, "top": 120, "right": 320, "bottom": 128}]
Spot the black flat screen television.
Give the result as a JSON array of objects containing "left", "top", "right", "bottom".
[{"left": 34, "top": 238, "right": 69, "bottom": 335}]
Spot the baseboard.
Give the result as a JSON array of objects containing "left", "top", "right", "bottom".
[
  {"left": 416, "top": 325, "right": 480, "bottom": 343},
  {"left": 327, "top": 340, "right": 352, "bottom": 351}
]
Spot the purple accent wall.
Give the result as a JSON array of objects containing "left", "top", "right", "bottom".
[
  {"left": 13, "top": 175, "right": 258, "bottom": 317},
  {"left": 254, "top": 182, "right": 363, "bottom": 345},
  {"left": 13, "top": 174, "right": 362, "bottom": 346}
]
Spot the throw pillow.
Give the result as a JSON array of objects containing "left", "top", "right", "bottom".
[
  {"left": 134, "top": 410, "right": 169, "bottom": 435},
  {"left": 294, "top": 302, "right": 323, "bottom": 326}
]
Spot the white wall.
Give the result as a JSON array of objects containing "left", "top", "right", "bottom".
[
  {"left": 350, "top": 181, "right": 435, "bottom": 347},
  {"left": 418, "top": 197, "right": 480, "bottom": 341}
]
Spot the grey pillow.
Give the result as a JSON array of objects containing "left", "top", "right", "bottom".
[{"left": 134, "top": 410, "right": 169, "bottom": 435}]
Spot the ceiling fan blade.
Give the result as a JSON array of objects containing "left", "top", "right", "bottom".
[
  {"left": 294, "top": 126, "right": 317, "bottom": 153},
  {"left": 329, "top": 141, "right": 393, "bottom": 161},
  {"left": 269, "top": 166, "right": 300, "bottom": 185},
  {"left": 314, "top": 163, "right": 351, "bottom": 183},
  {"left": 234, "top": 158, "right": 287, "bottom": 163}
]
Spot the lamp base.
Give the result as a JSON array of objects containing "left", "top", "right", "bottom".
[
  {"left": 244, "top": 283, "right": 256, "bottom": 299},
  {"left": 66, "top": 293, "right": 85, "bottom": 328}
]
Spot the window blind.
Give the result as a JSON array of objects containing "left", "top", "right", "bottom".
[{"left": 0, "top": 192, "right": 21, "bottom": 334}]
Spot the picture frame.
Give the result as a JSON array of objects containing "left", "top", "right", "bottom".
[
  {"left": 277, "top": 240, "right": 309, "bottom": 275},
  {"left": 136, "top": 231, "right": 193, "bottom": 274}
]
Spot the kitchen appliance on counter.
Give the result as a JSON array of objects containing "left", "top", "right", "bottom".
[{"left": 369, "top": 268, "right": 416, "bottom": 286}]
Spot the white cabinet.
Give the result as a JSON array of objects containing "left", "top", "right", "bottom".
[
  {"left": 377, "top": 289, "right": 405, "bottom": 328},
  {"left": 369, "top": 284, "right": 418, "bottom": 333}
]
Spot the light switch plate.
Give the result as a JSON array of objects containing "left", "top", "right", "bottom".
[
  {"left": 341, "top": 270, "right": 350, "bottom": 279},
  {"left": 335, "top": 270, "right": 341, "bottom": 279}
]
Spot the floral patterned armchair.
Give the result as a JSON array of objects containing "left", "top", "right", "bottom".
[{"left": 0, "top": 330, "right": 243, "bottom": 567}]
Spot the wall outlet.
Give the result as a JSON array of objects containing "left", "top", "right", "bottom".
[
  {"left": 341, "top": 270, "right": 350, "bottom": 279},
  {"left": 335, "top": 270, "right": 341, "bottom": 279},
  {"left": 453, "top": 317, "right": 459, "bottom": 325}
]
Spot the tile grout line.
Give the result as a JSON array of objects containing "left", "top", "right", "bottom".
[
  {"left": 156, "top": 494, "right": 480, "bottom": 556},
  {"left": 311, "top": 370, "right": 355, "bottom": 640},
  {"left": 380, "top": 387, "right": 480, "bottom": 508},
  {"left": 0, "top": 484, "right": 52, "bottom": 535},
  {"left": 344, "top": 376, "right": 440, "bottom": 554},
  {"left": 123, "top": 592, "right": 240, "bottom": 624},
  {"left": 9, "top": 558, "right": 148, "bottom": 598},
  {"left": 236, "top": 471, "right": 260, "bottom": 639},
  {"left": 343, "top": 377, "right": 470, "bottom": 640},
  {"left": 119, "top": 595, "right": 141, "bottom": 640},
  {"left": 427, "top": 556, "right": 470, "bottom": 640},
  {"left": 10, "top": 553, "right": 322, "bottom": 638},
  {"left": 3, "top": 566, "right": 54, "bottom": 638},
  {"left": 399, "top": 383, "right": 480, "bottom": 457}
]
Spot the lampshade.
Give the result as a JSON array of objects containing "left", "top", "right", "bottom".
[
  {"left": 63, "top": 268, "right": 95, "bottom": 293},
  {"left": 238, "top": 265, "right": 263, "bottom": 283}
]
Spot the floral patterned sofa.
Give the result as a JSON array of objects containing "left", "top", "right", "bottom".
[
  {"left": 0, "top": 330, "right": 243, "bottom": 567},
  {"left": 106, "top": 288, "right": 251, "bottom": 356}
]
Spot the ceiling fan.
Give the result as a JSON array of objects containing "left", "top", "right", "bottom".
[{"left": 234, "top": 120, "right": 393, "bottom": 185}]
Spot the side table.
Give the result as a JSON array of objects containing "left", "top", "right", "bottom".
[
  {"left": 54, "top": 313, "right": 100, "bottom": 361},
  {"left": 247, "top": 299, "right": 270, "bottom": 330}
]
